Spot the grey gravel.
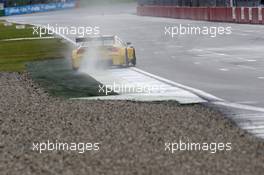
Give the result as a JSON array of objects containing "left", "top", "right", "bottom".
[{"left": 0, "top": 72, "right": 263, "bottom": 175}]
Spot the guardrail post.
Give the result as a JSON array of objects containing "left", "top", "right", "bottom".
[
  {"left": 232, "top": 7, "right": 236, "bottom": 21},
  {"left": 258, "top": 7, "right": 263, "bottom": 24}
]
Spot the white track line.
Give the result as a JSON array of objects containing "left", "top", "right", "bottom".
[
  {"left": 219, "top": 68, "right": 229, "bottom": 72},
  {"left": 131, "top": 67, "right": 224, "bottom": 102},
  {"left": 77, "top": 67, "right": 206, "bottom": 104},
  {"left": 1, "top": 36, "right": 55, "bottom": 41},
  {"left": 6, "top": 20, "right": 77, "bottom": 45},
  {"left": 213, "top": 101, "right": 264, "bottom": 113}
]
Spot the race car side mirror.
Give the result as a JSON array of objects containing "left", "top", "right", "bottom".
[{"left": 126, "top": 42, "right": 132, "bottom": 45}]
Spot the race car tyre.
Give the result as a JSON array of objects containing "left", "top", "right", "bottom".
[
  {"left": 131, "top": 49, "right": 136, "bottom": 66},
  {"left": 125, "top": 48, "right": 129, "bottom": 67}
]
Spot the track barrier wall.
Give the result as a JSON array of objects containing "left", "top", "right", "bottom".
[{"left": 137, "top": 5, "right": 264, "bottom": 24}]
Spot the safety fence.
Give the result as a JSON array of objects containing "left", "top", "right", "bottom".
[
  {"left": 137, "top": 5, "right": 264, "bottom": 24},
  {"left": 0, "top": 1, "right": 77, "bottom": 16}
]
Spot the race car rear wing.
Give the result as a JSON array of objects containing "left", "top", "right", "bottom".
[{"left": 76, "top": 36, "right": 115, "bottom": 43}]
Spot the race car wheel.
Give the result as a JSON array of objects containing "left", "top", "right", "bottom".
[
  {"left": 131, "top": 49, "right": 136, "bottom": 66},
  {"left": 125, "top": 48, "right": 129, "bottom": 67}
]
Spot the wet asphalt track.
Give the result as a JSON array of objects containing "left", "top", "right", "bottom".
[{"left": 3, "top": 3, "right": 264, "bottom": 108}]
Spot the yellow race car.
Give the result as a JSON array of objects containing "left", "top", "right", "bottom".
[{"left": 71, "top": 35, "right": 136, "bottom": 70}]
